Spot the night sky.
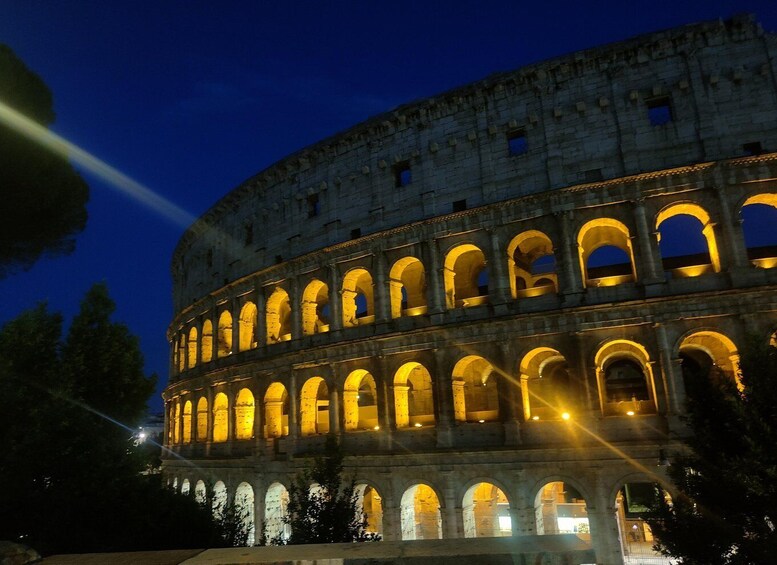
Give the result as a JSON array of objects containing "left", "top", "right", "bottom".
[{"left": 0, "top": 1, "right": 774, "bottom": 414}]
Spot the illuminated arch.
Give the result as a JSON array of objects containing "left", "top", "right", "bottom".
[
  {"left": 462, "top": 482, "right": 511, "bottom": 538},
  {"left": 177, "top": 333, "right": 187, "bottom": 372},
  {"left": 393, "top": 362, "right": 435, "bottom": 428},
  {"left": 519, "top": 347, "right": 572, "bottom": 420},
  {"left": 201, "top": 319, "right": 213, "bottom": 363},
  {"left": 238, "top": 301, "right": 258, "bottom": 351},
  {"left": 389, "top": 257, "right": 427, "bottom": 318},
  {"left": 187, "top": 327, "right": 198, "bottom": 368},
  {"left": 451, "top": 355, "right": 500, "bottom": 423},
  {"left": 266, "top": 288, "right": 292, "bottom": 344},
  {"left": 212, "top": 392, "right": 229, "bottom": 442},
  {"left": 299, "top": 377, "right": 329, "bottom": 436},
  {"left": 343, "top": 370, "right": 378, "bottom": 431},
  {"left": 217, "top": 310, "right": 232, "bottom": 358},
  {"left": 400, "top": 483, "right": 442, "bottom": 540},
  {"left": 182, "top": 400, "right": 193, "bottom": 443},
  {"left": 235, "top": 482, "right": 256, "bottom": 546},
  {"left": 595, "top": 340, "right": 656, "bottom": 416},
  {"left": 234, "top": 388, "right": 255, "bottom": 440},
  {"left": 212, "top": 480, "right": 227, "bottom": 518},
  {"left": 507, "top": 231, "right": 558, "bottom": 298},
  {"left": 443, "top": 244, "right": 488, "bottom": 308},
  {"left": 196, "top": 396, "right": 208, "bottom": 442},
  {"left": 355, "top": 483, "right": 383, "bottom": 536},
  {"left": 679, "top": 330, "right": 740, "bottom": 387},
  {"left": 301, "top": 279, "right": 329, "bottom": 336},
  {"left": 181, "top": 478, "right": 190, "bottom": 495},
  {"left": 264, "top": 482, "right": 290, "bottom": 543},
  {"left": 169, "top": 400, "right": 180, "bottom": 444},
  {"left": 615, "top": 482, "right": 671, "bottom": 561},
  {"left": 194, "top": 480, "right": 207, "bottom": 505},
  {"left": 577, "top": 218, "right": 636, "bottom": 287},
  {"left": 534, "top": 481, "right": 589, "bottom": 538},
  {"left": 656, "top": 202, "right": 719, "bottom": 276},
  {"left": 264, "top": 382, "right": 289, "bottom": 438},
  {"left": 342, "top": 268, "right": 374, "bottom": 327},
  {"left": 741, "top": 193, "right": 777, "bottom": 268}
]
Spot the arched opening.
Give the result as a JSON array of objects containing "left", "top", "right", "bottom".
[
  {"left": 355, "top": 484, "right": 384, "bottom": 537},
  {"left": 212, "top": 392, "right": 229, "bottom": 442},
  {"left": 182, "top": 400, "right": 192, "bottom": 443},
  {"left": 264, "top": 382, "right": 289, "bottom": 438},
  {"left": 181, "top": 478, "right": 190, "bottom": 496},
  {"left": 301, "top": 279, "right": 330, "bottom": 335},
  {"left": 169, "top": 400, "right": 179, "bottom": 444},
  {"left": 519, "top": 348, "right": 573, "bottom": 421},
  {"left": 217, "top": 310, "right": 233, "bottom": 358},
  {"left": 656, "top": 203, "right": 719, "bottom": 278},
  {"left": 344, "top": 370, "right": 379, "bottom": 431},
  {"left": 534, "top": 481, "right": 589, "bottom": 539},
  {"left": 201, "top": 320, "right": 213, "bottom": 363},
  {"left": 342, "top": 268, "right": 374, "bottom": 327},
  {"left": 266, "top": 288, "right": 292, "bottom": 343},
  {"left": 394, "top": 362, "right": 435, "bottom": 428},
  {"left": 444, "top": 244, "right": 489, "bottom": 308},
  {"left": 595, "top": 341, "right": 656, "bottom": 416},
  {"left": 196, "top": 396, "right": 208, "bottom": 442},
  {"left": 507, "top": 231, "right": 558, "bottom": 298},
  {"left": 400, "top": 484, "right": 442, "bottom": 540},
  {"left": 462, "top": 482, "right": 511, "bottom": 538},
  {"left": 451, "top": 356, "right": 500, "bottom": 423},
  {"left": 741, "top": 194, "right": 777, "bottom": 268},
  {"left": 300, "top": 377, "right": 329, "bottom": 436},
  {"left": 390, "top": 257, "right": 427, "bottom": 317},
  {"left": 187, "top": 327, "right": 198, "bottom": 368},
  {"left": 212, "top": 480, "right": 227, "bottom": 519},
  {"left": 235, "top": 482, "right": 256, "bottom": 546},
  {"left": 238, "top": 302, "right": 258, "bottom": 351},
  {"left": 679, "top": 331, "right": 740, "bottom": 389},
  {"left": 172, "top": 477, "right": 178, "bottom": 491},
  {"left": 234, "top": 388, "right": 255, "bottom": 440},
  {"left": 578, "top": 219, "right": 636, "bottom": 287},
  {"left": 264, "top": 482, "right": 290, "bottom": 543},
  {"left": 178, "top": 334, "right": 187, "bottom": 372},
  {"left": 194, "top": 480, "right": 207, "bottom": 505},
  {"left": 616, "top": 483, "right": 670, "bottom": 562}
]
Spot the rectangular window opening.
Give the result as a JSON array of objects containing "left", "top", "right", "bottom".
[
  {"left": 452, "top": 199, "right": 467, "bottom": 213},
  {"left": 394, "top": 163, "right": 412, "bottom": 188},
  {"left": 743, "top": 142, "right": 763, "bottom": 156},
  {"left": 350, "top": 228, "right": 362, "bottom": 240},
  {"left": 244, "top": 223, "right": 253, "bottom": 246},
  {"left": 507, "top": 130, "right": 527, "bottom": 156},
  {"left": 647, "top": 97, "right": 672, "bottom": 126},
  {"left": 275, "top": 254, "right": 283, "bottom": 264},
  {"left": 307, "top": 194, "right": 321, "bottom": 218},
  {"left": 583, "top": 168, "right": 603, "bottom": 183}
]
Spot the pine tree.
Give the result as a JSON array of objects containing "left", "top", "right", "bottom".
[
  {"left": 270, "top": 436, "right": 380, "bottom": 545},
  {"left": 647, "top": 336, "right": 777, "bottom": 564}
]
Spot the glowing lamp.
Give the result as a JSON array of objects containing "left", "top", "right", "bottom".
[{"left": 561, "top": 412, "right": 571, "bottom": 420}]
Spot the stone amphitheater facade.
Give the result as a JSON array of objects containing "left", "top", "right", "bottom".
[{"left": 162, "top": 15, "right": 777, "bottom": 564}]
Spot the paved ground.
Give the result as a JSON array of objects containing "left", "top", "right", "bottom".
[{"left": 40, "top": 549, "right": 204, "bottom": 565}]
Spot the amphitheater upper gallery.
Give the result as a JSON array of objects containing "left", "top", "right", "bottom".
[{"left": 162, "top": 15, "right": 777, "bottom": 564}]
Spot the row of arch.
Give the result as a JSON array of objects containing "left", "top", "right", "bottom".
[
  {"left": 167, "top": 329, "right": 740, "bottom": 445},
  {"left": 169, "top": 474, "right": 665, "bottom": 560},
  {"left": 173, "top": 195, "right": 776, "bottom": 373}
]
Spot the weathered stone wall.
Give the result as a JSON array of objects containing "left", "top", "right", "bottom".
[{"left": 172, "top": 15, "right": 777, "bottom": 310}]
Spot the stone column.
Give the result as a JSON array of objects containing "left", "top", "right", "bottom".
[
  {"left": 498, "top": 342, "right": 522, "bottom": 445},
  {"left": 488, "top": 230, "right": 511, "bottom": 306},
  {"left": 632, "top": 197, "right": 663, "bottom": 283},
  {"left": 572, "top": 332, "right": 596, "bottom": 412},
  {"left": 374, "top": 250, "right": 391, "bottom": 323},
  {"left": 206, "top": 387, "right": 215, "bottom": 443},
  {"left": 376, "top": 355, "right": 394, "bottom": 449},
  {"left": 424, "top": 239, "right": 445, "bottom": 316},
  {"left": 328, "top": 264, "right": 343, "bottom": 332},
  {"left": 329, "top": 386, "right": 341, "bottom": 437},
  {"left": 253, "top": 480, "right": 266, "bottom": 545},
  {"left": 231, "top": 296, "right": 240, "bottom": 354},
  {"left": 255, "top": 286, "right": 267, "bottom": 349},
  {"left": 290, "top": 278, "right": 302, "bottom": 340},
  {"left": 288, "top": 372, "right": 299, "bottom": 444},
  {"left": 714, "top": 181, "right": 749, "bottom": 270},
  {"left": 442, "top": 495, "right": 462, "bottom": 539},
  {"left": 381, "top": 499, "right": 402, "bottom": 541},
  {"left": 555, "top": 211, "right": 584, "bottom": 294},
  {"left": 433, "top": 349, "right": 454, "bottom": 447},
  {"left": 654, "top": 322, "right": 686, "bottom": 415},
  {"left": 588, "top": 481, "right": 626, "bottom": 565}
]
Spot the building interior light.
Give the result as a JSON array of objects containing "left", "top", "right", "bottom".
[
  {"left": 373, "top": 425, "right": 380, "bottom": 431},
  {"left": 626, "top": 410, "right": 635, "bottom": 416},
  {"left": 532, "top": 415, "right": 540, "bottom": 420},
  {"left": 478, "top": 419, "right": 485, "bottom": 423},
  {"left": 414, "top": 423, "right": 422, "bottom": 428},
  {"left": 561, "top": 412, "right": 571, "bottom": 420}
]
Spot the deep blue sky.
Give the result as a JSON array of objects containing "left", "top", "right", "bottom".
[{"left": 0, "top": 1, "right": 774, "bottom": 413}]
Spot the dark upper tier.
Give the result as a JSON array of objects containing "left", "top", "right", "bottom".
[{"left": 172, "top": 15, "right": 777, "bottom": 311}]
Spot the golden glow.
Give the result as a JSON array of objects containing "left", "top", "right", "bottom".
[
  {"left": 264, "top": 382, "right": 288, "bottom": 438},
  {"left": 0, "top": 100, "right": 195, "bottom": 228},
  {"left": 463, "top": 482, "right": 511, "bottom": 538},
  {"left": 626, "top": 410, "right": 635, "bottom": 416},
  {"left": 389, "top": 257, "right": 427, "bottom": 318},
  {"left": 656, "top": 202, "right": 720, "bottom": 273},
  {"left": 238, "top": 302, "right": 258, "bottom": 351},
  {"left": 401, "top": 484, "right": 442, "bottom": 540},
  {"left": 187, "top": 327, "right": 198, "bottom": 369},
  {"left": 443, "top": 244, "right": 488, "bottom": 309},
  {"left": 452, "top": 355, "right": 499, "bottom": 423},
  {"left": 300, "top": 377, "right": 329, "bottom": 436},
  {"left": 234, "top": 388, "right": 255, "bottom": 440},
  {"left": 394, "top": 362, "right": 435, "bottom": 428},
  {"left": 182, "top": 400, "right": 192, "bottom": 443},
  {"left": 742, "top": 193, "right": 777, "bottom": 208},
  {"left": 196, "top": 397, "right": 208, "bottom": 442},
  {"left": 507, "top": 230, "right": 558, "bottom": 299},
  {"left": 561, "top": 412, "right": 570, "bottom": 420},
  {"left": 519, "top": 347, "right": 571, "bottom": 421},
  {"left": 532, "top": 415, "right": 540, "bottom": 421},
  {"left": 301, "top": 279, "right": 329, "bottom": 336},
  {"left": 680, "top": 330, "right": 740, "bottom": 389},
  {"left": 212, "top": 392, "right": 229, "bottom": 443},
  {"left": 344, "top": 370, "right": 378, "bottom": 431},
  {"left": 414, "top": 422, "right": 422, "bottom": 428},
  {"left": 577, "top": 218, "right": 636, "bottom": 288},
  {"left": 217, "top": 310, "right": 232, "bottom": 358},
  {"left": 266, "top": 288, "right": 292, "bottom": 343},
  {"left": 342, "top": 268, "right": 374, "bottom": 327},
  {"left": 753, "top": 257, "right": 777, "bottom": 269},
  {"left": 670, "top": 264, "right": 713, "bottom": 278},
  {"left": 595, "top": 340, "right": 656, "bottom": 415},
  {"left": 177, "top": 334, "right": 186, "bottom": 372},
  {"left": 201, "top": 320, "right": 213, "bottom": 363}
]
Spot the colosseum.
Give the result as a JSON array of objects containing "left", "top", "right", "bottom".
[{"left": 162, "top": 15, "right": 777, "bottom": 564}]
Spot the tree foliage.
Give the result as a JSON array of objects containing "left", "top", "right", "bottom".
[
  {"left": 0, "top": 44, "right": 89, "bottom": 278},
  {"left": 647, "top": 336, "right": 777, "bottom": 564},
  {"left": 270, "top": 437, "right": 380, "bottom": 545},
  {"left": 0, "top": 284, "right": 225, "bottom": 554}
]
